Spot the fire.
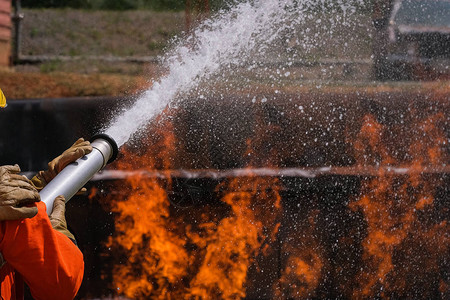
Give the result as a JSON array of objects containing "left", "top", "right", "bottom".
[
  {"left": 186, "top": 138, "right": 283, "bottom": 298},
  {"left": 104, "top": 121, "right": 283, "bottom": 298},
  {"left": 99, "top": 107, "right": 447, "bottom": 299},
  {"left": 108, "top": 175, "right": 188, "bottom": 298},
  {"left": 350, "top": 112, "right": 449, "bottom": 298},
  {"left": 104, "top": 118, "right": 189, "bottom": 298},
  {"left": 188, "top": 176, "right": 275, "bottom": 299},
  {"left": 275, "top": 210, "right": 325, "bottom": 299}
]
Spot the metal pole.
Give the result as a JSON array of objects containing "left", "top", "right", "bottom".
[{"left": 11, "top": 0, "right": 24, "bottom": 63}]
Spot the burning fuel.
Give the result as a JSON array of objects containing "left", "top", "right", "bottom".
[
  {"left": 275, "top": 209, "right": 325, "bottom": 299},
  {"left": 104, "top": 121, "right": 189, "bottom": 298},
  {"left": 188, "top": 175, "right": 281, "bottom": 299},
  {"left": 103, "top": 118, "right": 285, "bottom": 299},
  {"left": 349, "top": 113, "right": 449, "bottom": 299},
  {"left": 98, "top": 106, "right": 448, "bottom": 299}
]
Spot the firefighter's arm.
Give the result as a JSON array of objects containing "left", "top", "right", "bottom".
[{"left": 0, "top": 201, "right": 84, "bottom": 300}]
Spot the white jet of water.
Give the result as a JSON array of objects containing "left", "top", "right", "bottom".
[
  {"left": 104, "top": 0, "right": 366, "bottom": 147},
  {"left": 104, "top": 0, "right": 304, "bottom": 147}
]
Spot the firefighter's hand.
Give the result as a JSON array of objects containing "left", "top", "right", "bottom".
[
  {"left": 0, "top": 165, "right": 40, "bottom": 221},
  {"left": 36, "top": 138, "right": 93, "bottom": 186},
  {"left": 49, "top": 195, "right": 76, "bottom": 242}
]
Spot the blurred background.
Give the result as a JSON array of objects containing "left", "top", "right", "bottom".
[{"left": 1, "top": 0, "right": 449, "bottom": 96}]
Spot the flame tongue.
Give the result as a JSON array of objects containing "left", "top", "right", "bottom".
[
  {"left": 350, "top": 112, "right": 448, "bottom": 298},
  {"left": 276, "top": 210, "right": 324, "bottom": 299},
  {"left": 108, "top": 176, "right": 189, "bottom": 298},
  {"left": 105, "top": 120, "right": 189, "bottom": 298},
  {"left": 188, "top": 190, "right": 262, "bottom": 298},
  {"left": 188, "top": 175, "right": 282, "bottom": 298}
]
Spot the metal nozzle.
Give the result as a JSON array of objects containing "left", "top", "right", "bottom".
[
  {"left": 40, "top": 133, "right": 119, "bottom": 215},
  {"left": 90, "top": 133, "right": 119, "bottom": 167}
]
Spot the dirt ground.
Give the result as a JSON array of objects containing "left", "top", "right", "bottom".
[
  {"left": 0, "top": 68, "right": 151, "bottom": 99},
  {"left": 2, "top": 66, "right": 449, "bottom": 100}
]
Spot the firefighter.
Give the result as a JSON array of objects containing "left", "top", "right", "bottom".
[{"left": 0, "top": 138, "right": 92, "bottom": 300}]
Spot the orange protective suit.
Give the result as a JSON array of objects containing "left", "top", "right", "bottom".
[{"left": 0, "top": 201, "right": 84, "bottom": 300}]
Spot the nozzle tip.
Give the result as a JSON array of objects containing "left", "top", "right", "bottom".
[{"left": 90, "top": 133, "right": 119, "bottom": 164}]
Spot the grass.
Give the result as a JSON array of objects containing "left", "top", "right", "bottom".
[{"left": 19, "top": 9, "right": 185, "bottom": 57}]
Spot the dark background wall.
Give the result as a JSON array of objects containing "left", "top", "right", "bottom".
[{"left": 0, "top": 97, "right": 123, "bottom": 171}]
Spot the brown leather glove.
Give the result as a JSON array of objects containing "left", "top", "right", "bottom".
[
  {"left": 0, "top": 165, "right": 40, "bottom": 221},
  {"left": 49, "top": 195, "right": 76, "bottom": 242},
  {"left": 32, "top": 138, "right": 93, "bottom": 189}
]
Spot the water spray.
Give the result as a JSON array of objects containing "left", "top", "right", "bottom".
[{"left": 39, "top": 133, "right": 119, "bottom": 215}]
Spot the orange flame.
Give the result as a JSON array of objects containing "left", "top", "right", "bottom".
[
  {"left": 186, "top": 133, "right": 283, "bottom": 299},
  {"left": 350, "top": 112, "right": 449, "bottom": 298},
  {"left": 105, "top": 119, "right": 189, "bottom": 298},
  {"left": 104, "top": 121, "right": 283, "bottom": 298},
  {"left": 188, "top": 181, "right": 262, "bottom": 298},
  {"left": 108, "top": 175, "right": 188, "bottom": 298},
  {"left": 101, "top": 108, "right": 448, "bottom": 299},
  {"left": 276, "top": 210, "right": 325, "bottom": 299}
]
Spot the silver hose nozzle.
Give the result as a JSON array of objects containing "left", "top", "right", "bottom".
[{"left": 39, "top": 134, "right": 118, "bottom": 215}]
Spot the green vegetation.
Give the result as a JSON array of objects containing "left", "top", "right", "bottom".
[{"left": 20, "top": 9, "right": 184, "bottom": 57}]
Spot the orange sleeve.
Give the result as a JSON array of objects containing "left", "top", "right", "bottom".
[
  {"left": 0, "top": 202, "right": 84, "bottom": 300},
  {"left": 0, "top": 263, "right": 16, "bottom": 300}
]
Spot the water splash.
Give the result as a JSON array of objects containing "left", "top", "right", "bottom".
[
  {"left": 104, "top": 0, "right": 367, "bottom": 147},
  {"left": 104, "top": 0, "right": 303, "bottom": 147}
]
